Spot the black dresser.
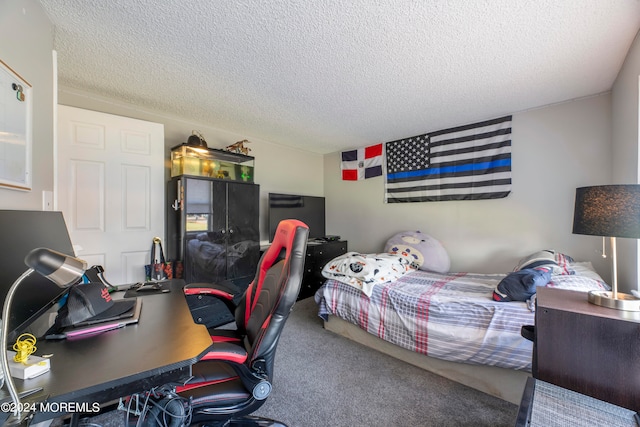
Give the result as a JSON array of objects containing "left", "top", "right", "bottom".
[{"left": 300, "top": 240, "right": 348, "bottom": 300}]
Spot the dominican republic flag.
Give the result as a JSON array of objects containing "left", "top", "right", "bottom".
[
  {"left": 385, "top": 116, "right": 512, "bottom": 202},
  {"left": 341, "top": 143, "right": 383, "bottom": 181}
]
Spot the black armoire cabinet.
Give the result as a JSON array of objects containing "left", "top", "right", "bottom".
[{"left": 167, "top": 176, "right": 260, "bottom": 288}]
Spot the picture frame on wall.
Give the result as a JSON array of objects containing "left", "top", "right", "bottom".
[{"left": 0, "top": 59, "right": 33, "bottom": 191}]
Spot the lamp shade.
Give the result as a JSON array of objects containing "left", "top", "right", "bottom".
[
  {"left": 24, "top": 247, "right": 87, "bottom": 288},
  {"left": 573, "top": 185, "right": 640, "bottom": 238}
]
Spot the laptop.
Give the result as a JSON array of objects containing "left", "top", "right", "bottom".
[
  {"left": 27, "top": 295, "right": 143, "bottom": 340},
  {"left": 52, "top": 297, "right": 143, "bottom": 339}
]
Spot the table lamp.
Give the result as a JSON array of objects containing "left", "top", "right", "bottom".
[
  {"left": 572, "top": 185, "right": 640, "bottom": 311},
  {"left": 0, "top": 248, "right": 86, "bottom": 421}
]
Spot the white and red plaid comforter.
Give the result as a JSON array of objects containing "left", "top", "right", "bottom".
[{"left": 315, "top": 270, "right": 535, "bottom": 371}]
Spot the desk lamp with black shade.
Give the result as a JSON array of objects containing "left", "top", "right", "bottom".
[
  {"left": 0, "top": 248, "right": 86, "bottom": 423},
  {"left": 572, "top": 185, "right": 640, "bottom": 311}
]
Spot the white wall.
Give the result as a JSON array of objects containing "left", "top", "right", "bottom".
[
  {"left": 611, "top": 29, "right": 640, "bottom": 292},
  {"left": 0, "top": 0, "right": 54, "bottom": 210},
  {"left": 4, "top": 0, "right": 636, "bottom": 290},
  {"left": 57, "top": 88, "right": 324, "bottom": 242},
  {"left": 324, "top": 94, "right": 613, "bottom": 281}
]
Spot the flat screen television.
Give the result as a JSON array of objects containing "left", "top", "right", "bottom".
[
  {"left": 268, "top": 193, "right": 326, "bottom": 242},
  {"left": 0, "top": 210, "right": 77, "bottom": 341}
]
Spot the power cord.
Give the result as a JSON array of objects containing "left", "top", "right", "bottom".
[{"left": 12, "top": 333, "right": 37, "bottom": 364}]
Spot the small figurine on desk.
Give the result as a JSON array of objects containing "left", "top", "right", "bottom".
[{"left": 225, "top": 139, "right": 251, "bottom": 155}]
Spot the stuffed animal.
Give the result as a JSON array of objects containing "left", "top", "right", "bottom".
[{"left": 384, "top": 230, "right": 450, "bottom": 273}]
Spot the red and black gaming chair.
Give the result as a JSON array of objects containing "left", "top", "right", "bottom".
[{"left": 178, "top": 219, "right": 309, "bottom": 426}]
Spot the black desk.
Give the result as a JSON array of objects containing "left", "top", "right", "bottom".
[{"left": 1, "top": 280, "right": 212, "bottom": 424}]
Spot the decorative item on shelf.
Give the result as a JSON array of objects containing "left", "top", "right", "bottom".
[
  {"left": 225, "top": 139, "right": 251, "bottom": 155},
  {"left": 572, "top": 185, "right": 640, "bottom": 311},
  {"left": 187, "top": 130, "right": 208, "bottom": 149}
]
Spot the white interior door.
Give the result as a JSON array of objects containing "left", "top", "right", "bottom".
[{"left": 56, "top": 105, "right": 165, "bottom": 285}]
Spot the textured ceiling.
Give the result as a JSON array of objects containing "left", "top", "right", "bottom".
[{"left": 39, "top": 0, "right": 640, "bottom": 154}]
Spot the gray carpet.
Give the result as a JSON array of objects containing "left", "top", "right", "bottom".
[
  {"left": 51, "top": 297, "right": 518, "bottom": 426},
  {"left": 252, "top": 297, "right": 518, "bottom": 427}
]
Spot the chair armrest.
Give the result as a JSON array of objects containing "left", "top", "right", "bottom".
[
  {"left": 201, "top": 342, "right": 248, "bottom": 364},
  {"left": 184, "top": 282, "right": 238, "bottom": 301},
  {"left": 184, "top": 281, "right": 243, "bottom": 319}
]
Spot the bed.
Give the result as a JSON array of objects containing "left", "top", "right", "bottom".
[{"left": 314, "top": 250, "right": 610, "bottom": 404}]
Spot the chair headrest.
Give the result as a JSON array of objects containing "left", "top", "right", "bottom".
[
  {"left": 262, "top": 219, "right": 308, "bottom": 270},
  {"left": 245, "top": 220, "right": 308, "bottom": 324}
]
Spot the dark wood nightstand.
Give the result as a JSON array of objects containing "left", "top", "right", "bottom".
[{"left": 535, "top": 287, "right": 640, "bottom": 410}]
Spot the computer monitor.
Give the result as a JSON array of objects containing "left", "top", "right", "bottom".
[
  {"left": 268, "top": 193, "right": 326, "bottom": 241},
  {"left": 0, "top": 210, "right": 76, "bottom": 341}
]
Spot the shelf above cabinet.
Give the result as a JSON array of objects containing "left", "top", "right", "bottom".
[{"left": 171, "top": 143, "right": 254, "bottom": 182}]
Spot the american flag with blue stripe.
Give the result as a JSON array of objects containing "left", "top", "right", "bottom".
[{"left": 385, "top": 116, "right": 512, "bottom": 202}]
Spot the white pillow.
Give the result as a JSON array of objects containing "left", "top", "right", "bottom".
[
  {"left": 570, "top": 261, "right": 599, "bottom": 278},
  {"left": 546, "top": 261, "right": 609, "bottom": 291}
]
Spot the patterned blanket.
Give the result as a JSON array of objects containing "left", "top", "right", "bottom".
[
  {"left": 315, "top": 270, "right": 535, "bottom": 371},
  {"left": 321, "top": 252, "right": 415, "bottom": 297}
]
